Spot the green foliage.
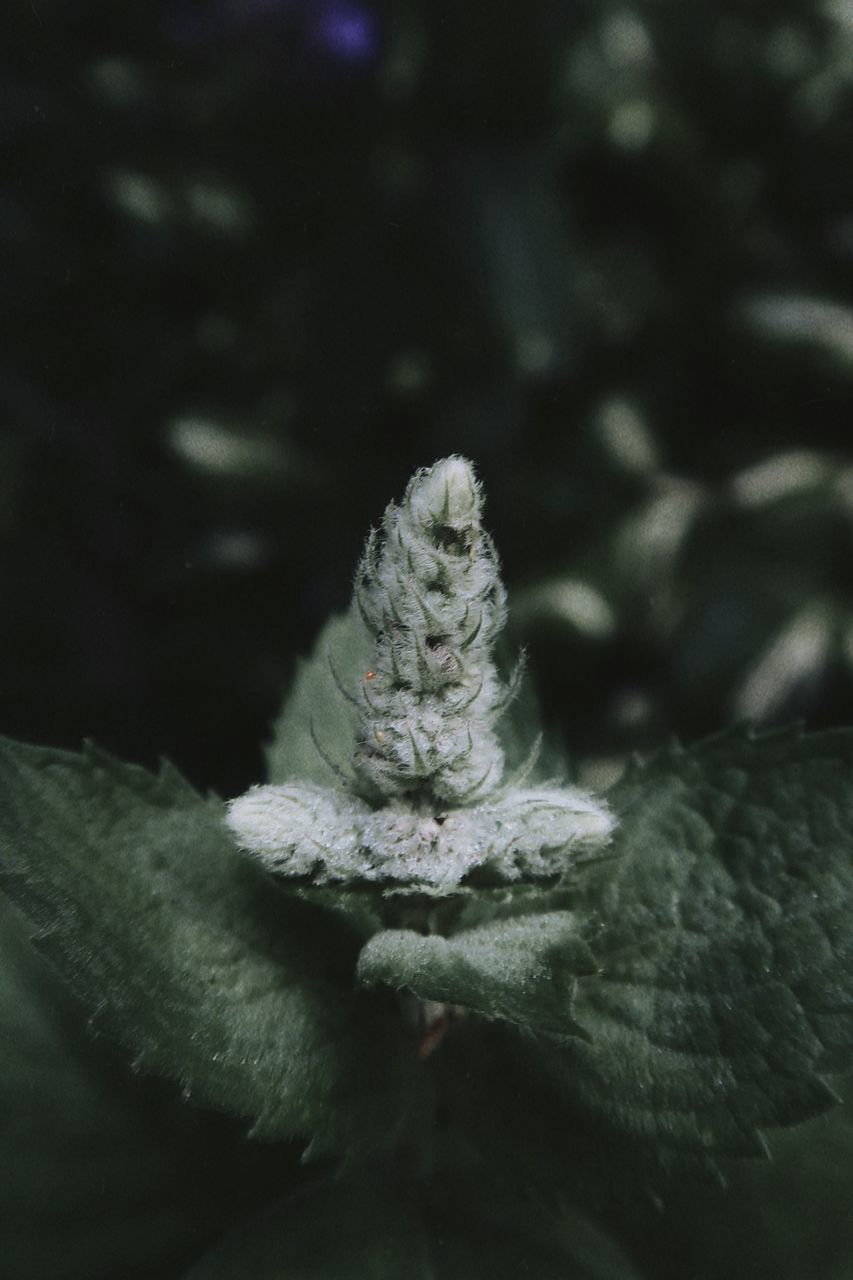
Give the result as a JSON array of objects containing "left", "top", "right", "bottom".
[
  {"left": 358, "top": 912, "right": 596, "bottom": 1036},
  {"left": 0, "top": 738, "right": 417, "bottom": 1160},
  {"left": 6, "top": 713, "right": 853, "bottom": 1274},
  {"left": 266, "top": 611, "right": 373, "bottom": 790},
  {"left": 563, "top": 726, "right": 853, "bottom": 1154},
  {"left": 358, "top": 727, "right": 853, "bottom": 1157},
  {"left": 7, "top": 492, "right": 853, "bottom": 1277}
]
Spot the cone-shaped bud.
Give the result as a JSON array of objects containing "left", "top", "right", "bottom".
[
  {"left": 227, "top": 457, "right": 615, "bottom": 896},
  {"left": 352, "top": 456, "right": 507, "bottom": 804}
]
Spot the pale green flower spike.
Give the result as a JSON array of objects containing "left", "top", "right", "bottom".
[
  {"left": 351, "top": 454, "right": 508, "bottom": 803},
  {"left": 227, "top": 457, "right": 614, "bottom": 893}
]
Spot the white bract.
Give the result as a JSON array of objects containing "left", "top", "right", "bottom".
[{"left": 227, "top": 458, "right": 614, "bottom": 893}]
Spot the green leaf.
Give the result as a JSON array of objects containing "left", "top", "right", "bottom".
[
  {"left": 187, "top": 1166, "right": 641, "bottom": 1280},
  {"left": 0, "top": 893, "right": 290, "bottom": 1280},
  {"left": 545, "top": 726, "right": 853, "bottom": 1154},
  {"left": 357, "top": 912, "right": 596, "bottom": 1036},
  {"left": 356, "top": 726, "right": 853, "bottom": 1156},
  {"left": 0, "top": 738, "right": 419, "bottom": 1160},
  {"left": 266, "top": 609, "right": 373, "bottom": 787}
]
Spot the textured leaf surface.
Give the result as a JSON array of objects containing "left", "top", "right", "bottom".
[
  {"left": 0, "top": 738, "right": 417, "bottom": 1158},
  {"left": 359, "top": 727, "right": 853, "bottom": 1155},
  {"left": 0, "top": 894, "right": 278, "bottom": 1280},
  {"left": 546, "top": 727, "right": 853, "bottom": 1153},
  {"left": 358, "top": 912, "right": 596, "bottom": 1035},
  {"left": 187, "top": 1167, "right": 640, "bottom": 1280}
]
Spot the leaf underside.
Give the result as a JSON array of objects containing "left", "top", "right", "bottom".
[
  {"left": 358, "top": 911, "right": 596, "bottom": 1037},
  {"left": 359, "top": 727, "right": 853, "bottom": 1155},
  {"left": 0, "top": 738, "right": 417, "bottom": 1161}
]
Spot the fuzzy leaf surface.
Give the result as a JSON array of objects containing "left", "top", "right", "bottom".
[
  {"left": 357, "top": 912, "right": 596, "bottom": 1035},
  {"left": 358, "top": 727, "right": 853, "bottom": 1155},
  {"left": 0, "top": 738, "right": 417, "bottom": 1159},
  {"left": 544, "top": 727, "right": 853, "bottom": 1153}
]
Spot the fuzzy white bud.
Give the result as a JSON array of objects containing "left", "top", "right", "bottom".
[
  {"left": 227, "top": 457, "right": 615, "bottom": 896},
  {"left": 352, "top": 456, "right": 508, "bottom": 804}
]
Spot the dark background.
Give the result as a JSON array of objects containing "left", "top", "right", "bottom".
[{"left": 3, "top": 0, "right": 853, "bottom": 799}]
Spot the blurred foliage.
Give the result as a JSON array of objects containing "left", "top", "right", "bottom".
[
  {"left": 3, "top": 2, "right": 853, "bottom": 1274},
  {"left": 3, "top": 0, "right": 853, "bottom": 797}
]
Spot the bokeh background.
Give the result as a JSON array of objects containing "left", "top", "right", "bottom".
[{"left": 3, "top": 0, "right": 853, "bottom": 801}]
